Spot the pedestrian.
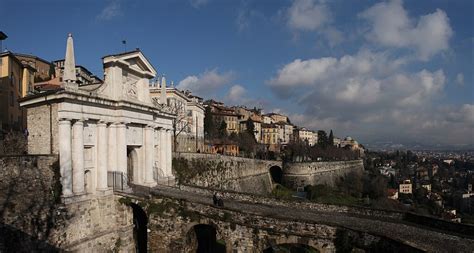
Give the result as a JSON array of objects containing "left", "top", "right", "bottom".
[{"left": 212, "top": 192, "right": 218, "bottom": 206}]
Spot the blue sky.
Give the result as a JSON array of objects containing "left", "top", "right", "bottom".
[{"left": 1, "top": 0, "right": 473, "bottom": 148}]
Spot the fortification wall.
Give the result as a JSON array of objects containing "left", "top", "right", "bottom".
[
  {"left": 0, "top": 155, "right": 133, "bottom": 252},
  {"left": 283, "top": 160, "right": 364, "bottom": 189},
  {"left": 173, "top": 153, "right": 281, "bottom": 195}
]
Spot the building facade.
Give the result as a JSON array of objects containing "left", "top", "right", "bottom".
[
  {"left": 0, "top": 51, "right": 36, "bottom": 130},
  {"left": 20, "top": 34, "right": 176, "bottom": 199},
  {"left": 149, "top": 82, "right": 205, "bottom": 153}
]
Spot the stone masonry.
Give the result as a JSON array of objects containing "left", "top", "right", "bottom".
[{"left": 0, "top": 155, "right": 134, "bottom": 252}]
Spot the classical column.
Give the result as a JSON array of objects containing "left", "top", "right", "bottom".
[
  {"left": 144, "top": 126, "right": 155, "bottom": 185},
  {"left": 72, "top": 119, "right": 85, "bottom": 194},
  {"left": 97, "top": 121, "right": 108, "bottom": 190},
  {"left": 166, "top": 130, "right": 173, "bottom": 177},
  {"left": 116, "top": 123, "right": 127, "bottom": 178},
  {"left": 160, "top": 129, "right": 167, "bottom": 177},
  {"left": 108, "top": 123, "right": 117, "bottom": 172},
  {"left": 59, "top": 119, "right": 73, "bottom": 196}
]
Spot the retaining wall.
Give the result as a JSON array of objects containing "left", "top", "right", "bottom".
[{"left": 283, "top": 160, "right": 364, "bottom": 189}]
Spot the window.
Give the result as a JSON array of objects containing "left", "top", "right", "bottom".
[{"left": 10, "top": 72, "right": 14, "bottom": 86}]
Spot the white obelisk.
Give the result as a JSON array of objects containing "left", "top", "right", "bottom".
[{"left": 63, "top": 33, "right": 77, "bottom": 90}]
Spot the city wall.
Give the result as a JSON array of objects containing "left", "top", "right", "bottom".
[
  {"left": 173, "top": 153, "right": 280, "bottom": 195},
  {"left": 0, "top": 155, "right": 134, "bottom": 252},
  {"left": 283, "top": 160, "right": 364, "bottom": 189}
]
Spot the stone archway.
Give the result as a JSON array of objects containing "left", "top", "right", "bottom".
[
  {"left": 185, "top": 224, "right": 226, "bottom": 253},
  {"left": 127, "top": 147, "right": 138, "bottom": 185},
  {"left": 263, "top": 243, "right": 320, "bottom": 253},
  {"left": 130, "top": 203, "right": 148, "bottom": 253},
  {"left": 269, "top": 166, "right": 283, "bottom": 184}
]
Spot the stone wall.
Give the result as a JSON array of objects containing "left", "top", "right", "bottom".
[
  {"left": 283, "top": 160, "right": 364, "bottom": 189},
  {"left": 173, "top": 153, "right": 281, "bottom": 195},
  {"left": 0, "top": 155, "right": 134, "bottom": 252},
  {"left": 26, "top": 103, "right": 58, "bottom": 154},
  {"left": 124, "top": 192, "right": 423, "bottom": 253},
  {"left": 125, "top": 194, "right": 337, "bottom": 253}
]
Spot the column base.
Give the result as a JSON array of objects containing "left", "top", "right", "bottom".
[
  {"left": 143, "top": 181, "right": 157, "bottom": 187},
  {"left": 157, "top": 177, "right": 176, "bottom": 187},
  {"left": 96, "top": 188, "right": 114, "bottom": 195}
]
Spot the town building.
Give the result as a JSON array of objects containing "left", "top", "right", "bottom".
[
  {"left": 54, "top": 59, "right": 102, "bottom": 85},
  {"left": 0, "top": 51, "right": 36, "bottom": 130},
  {"left": 14, "top": 53, "right": 53, "bottom": 82},
  {"left": 149, "top": 81, "right": 204, "bottom": 153},
  {"left": 206, "top": 100, "right": 239, "bottom": 135},
  {"left": 203, "top": 140, "right": 239, "bottom": 156},
  {"left": 261, "top": 123, "right": 279, "bottom": 152},
  {"left": 295, "top": 127, "right": 316, "bottom": 146},
  {"left": 399, "top": 179, "right": 413, "bottom": 194}
]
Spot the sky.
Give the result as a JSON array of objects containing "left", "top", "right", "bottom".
[{"left": 1, "top": 0, "right": 473, "bottom": 149}]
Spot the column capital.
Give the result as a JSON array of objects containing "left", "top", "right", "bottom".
[
  {"left": 59, "top": 118, "right": 71, "bottom": 123},
  {"left": 145, "top": 124, "right": 157, "bottom": 130},
  {"left": 73, "top": 119, "right": 85, "bottom": 126},
  {"left": 97, "top": 120, "right": 108, "bottom": 127}
]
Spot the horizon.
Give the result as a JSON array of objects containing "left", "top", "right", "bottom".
[{"left": 1, "top": 0, "right": 473, "bottom": 149}]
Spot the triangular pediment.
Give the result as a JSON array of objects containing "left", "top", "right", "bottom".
[{"left": 103, "top": 50, "right": 157, "bottom": 78}]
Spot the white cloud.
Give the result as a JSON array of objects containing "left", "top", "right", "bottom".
[
  {"left": 287, "top": 0, "right": 331, "bottom": 31},
  {"left": 190, "top": 0, "right": 210, "bottom": 9},
  {"left": 456, "top": 73, "right": 464, "bottom": 86},
  {"left": 266, "top": 49, "right": 472, "bottom": 146},
  {"left": 359, "top": 0, "right": 453, "bottom": 60},
  {"left": 177, "top": 69, "right": 233, "bottom": 96},
  {"left": 97, "top": 1, "right": 122, "bottom": 21},
  {"left": 225, "top": 85, "right": 247, "bottom": 104}
]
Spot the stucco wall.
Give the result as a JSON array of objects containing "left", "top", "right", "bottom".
[
  {"left": 283, "top": 160, "right": 364, "bottom": 189},
  {"left": 0, "top": 155, "right": 133, "bottom": 252},
  {"left": 173, "top": 153, "right": 280, "bottom": 195}
]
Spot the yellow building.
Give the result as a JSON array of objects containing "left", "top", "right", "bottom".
[
  {"left": 262, "top": 123, "right": 280, "bottom": 152},
  {"left": 14, "top": 53, "right": 53, "bottom": 82},
  {"left": 0, "top": 51, "right": 36, "bottom": 130}
]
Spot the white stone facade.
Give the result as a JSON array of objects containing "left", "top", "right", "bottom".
[{"left": 21, "top": 36, "right": 176, "bottom": 199}]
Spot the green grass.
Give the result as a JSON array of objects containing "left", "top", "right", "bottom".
[{"left": 271, "top": 184, "right": 295, "bottom": 199}]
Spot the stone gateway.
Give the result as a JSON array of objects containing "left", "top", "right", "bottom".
[{"left": 20, "top": 34, "right": 176, "bottom": 198}]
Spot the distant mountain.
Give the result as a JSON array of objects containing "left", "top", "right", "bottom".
[{"left": 364, "top": 141, "right": 474, "bottom": 151}]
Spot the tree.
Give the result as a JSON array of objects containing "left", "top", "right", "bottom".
[
  {"left": 328, "top": 130, "right": 334, "bottom": 146},
  {"left": 245, "top": 119, "right": 255, "bottom": 137},
  {"left": 317, "top": 130, "right": 329, "bottom": 148},
  {"left": 168, "top": 98, "right": 190, "bottom": 152},
  {"left": 204, "top": 106, "right": 215, "bottom": 139},
  {"left": 217, "top": 120, "right": 227, "bottom": 139}
]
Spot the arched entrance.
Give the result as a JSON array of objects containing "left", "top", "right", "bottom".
[
  {"left": 130, "top": 203, "right": 148, "bottom": 253},
  {"left": 186, "top": 224, "right": 226, "bottom": 253},
  {"left": 127, "top": 147, "right": 138, "bottom": 186},
  {"left": 269, "top": 166, "right": 283, "bottom": 184},
  {"left": 264, "top": 243, "right": 319, "bottom": 253}
]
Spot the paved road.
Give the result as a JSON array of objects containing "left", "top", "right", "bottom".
[{"left": 129, "top": 185, "right": 474, "bottom": 253}]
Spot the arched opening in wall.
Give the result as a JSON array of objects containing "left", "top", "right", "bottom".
[
  {"left": 187, "top": 224, "right": 226, "bottom": 253},
  {"left": 127, "top": 147, "right": 138, "bottom": 186},
  {"left": 263, "top": 243, "right": 319, "bottom": 253},
  {"left": 130, "top": 203, "right": 148, "bottom": 253},
  {"left": 269, "top": 166, "right": 283, "bottom": 184}
]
